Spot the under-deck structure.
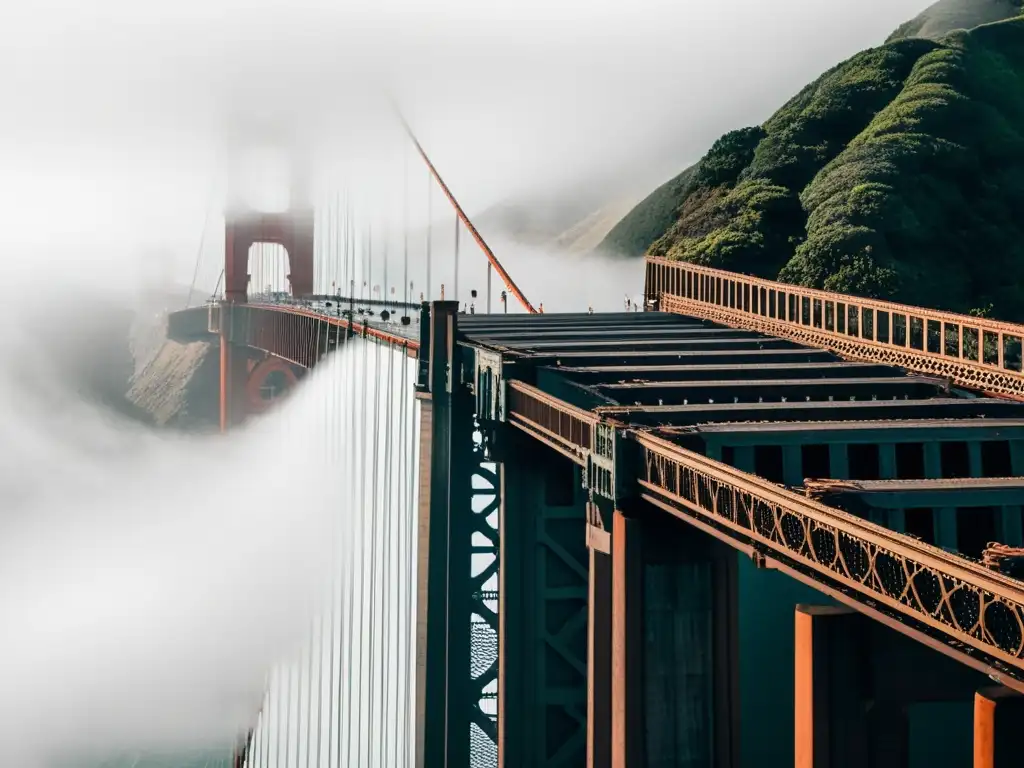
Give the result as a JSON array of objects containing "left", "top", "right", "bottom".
[{"left": 412, "top": 298, "right": 1024, "bottom": 768}]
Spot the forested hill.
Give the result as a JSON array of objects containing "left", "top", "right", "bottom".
[
  {"left": 599, "top": 6, "right": 1024, "bottom": 321},
  {"left": 887, "top": 0, "right": 1022, "bottom": 42}
]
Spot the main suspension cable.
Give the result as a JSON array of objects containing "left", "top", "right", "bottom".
[{"left": 392, "top": 106, "right": 537, "bottom": 313}]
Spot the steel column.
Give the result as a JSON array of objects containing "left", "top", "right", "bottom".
[
  {"left": 415, "top": 300, "right": 469, "bottom": 768},
  {"left": 586, "top": 503, "right": 612, "bottom": 768},
  {"left": 497, "top": 433, "right": 525, "bottom": 768},
  {"left": 611, "top": 509, "right": 643, "bottom": 768},
  {"left": 498, "top": 434, "right": 588, "bottom": 767},
  {"left": 794, "top": 606, "right": 870, "bottom": 768},
  {"left": 974, "top": 687, "right": 1024, "bottom": 768},
  {"left": 219, "top": 307, "right": 248, "bottom": 432}
]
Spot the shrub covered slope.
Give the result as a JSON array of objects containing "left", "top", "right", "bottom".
[
  {"left": 888, "top": 0, "right": 1022, "bottom": 42},
  {"left": 603, "top": 13, "right": 1024, "bottom": 320}
]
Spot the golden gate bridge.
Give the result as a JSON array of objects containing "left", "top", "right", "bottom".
[{"left": 137, "top": 112, "right": 1024, "bottom": 768}]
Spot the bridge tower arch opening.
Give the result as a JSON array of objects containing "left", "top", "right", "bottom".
[{"left": 245, "top": 241, "right": 293, "bottom": 299}]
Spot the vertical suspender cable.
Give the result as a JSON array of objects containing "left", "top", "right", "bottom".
[
  {"left": 313, "top": 198, "right": 321, "bottom": 294},
  {"left": 336, "top": 310, "right": 346, "bottom": 768},
  {"left": 352, "top": 195, "right": 358, "bottom": 303},
  {"left": 262, "top": 683, "right": 270, "bottom": 768},
  {"left": 392, "top": 341, "right": 404, "bottom": 768},
  {"left": 313, "top": 330, "right": 327, "bottom": 768},
  {"left": 403, "top": 150, "right": 409, "bottom": 306},
  {"left": 426, "top": 173, "right": 432, "bottom": 300},
  {"left": 340, "top": 332, "right": 356, "bottom": 767},
  {"left": 380, "top": 339, "right": 395, "bottom": 765},
  {"left": 274, "top": 667, "right": 284, "bottom": 768},
  {"left": 363, "top": 339, "right": 382, "bottom": 765},
  {"left": 340, "top": 189, "right": 346, "bottom": 301},
  {"left": 399, "top": 346, "right": 412, "bottom": 767},
  {"left": 329, "top": 186, "right": 337, "bottom": 296},
  {"left": 342, "top": 192, "right": 350, "bottom": 301},
  {"left": 304, "top": 608, "right": 316, "bottom": 766},
  {"left": 454, "top": 214, "right": 460, "bottom": 305},
  {"left": 292, "top": 656, "right": 301, "bottom": 768},
  {"left": 340, "top": 192, "right": 347, "bottom": 302},
  {"left": 186, "top": 182, "right": 214, "bottom": 309},
  {"left": 366, "top": 225, "right": 372, "bottom": 301},
  {"left": 344, "top": 191, "right": 352, "bottom": 301},
  {"left": 344, "top": 336, "right": 369, "bottom": 766}
]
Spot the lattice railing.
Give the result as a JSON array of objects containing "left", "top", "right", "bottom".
[
  {"left": 635, "top": 431, "right": 1024, "bottom": 682},
  {"left": 645, "top": 257, "right": 1024, "bottom": 398},
  {"left": 506, "top": 381, "right": 597, "bottom": 463}
]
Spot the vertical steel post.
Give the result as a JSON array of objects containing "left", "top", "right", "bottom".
[
  {"left": 415, "top": 300, "right": 475, "bottom": 768},
  {"left": 611, "top": 509, "right": 643, "bottom": 768},
  {"left": 454, "top": 214, "right": 461, "bottom": 304},
  {"left": 587, "top": 502, "right": 612, "bottom": 768},
  {"left": 487, "top": 262, "right": 493, "bottom": 314}
]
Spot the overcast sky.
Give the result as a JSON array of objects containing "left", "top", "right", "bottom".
[{"left": 0, "top": 0, "right": 931, "bottom": 286}]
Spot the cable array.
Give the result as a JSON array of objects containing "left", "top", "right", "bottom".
[{"left": 241, "top": 333, "right": 419, "bottom": 768}]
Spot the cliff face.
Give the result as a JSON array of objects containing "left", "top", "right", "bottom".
[
  {"left": 602, "top": 11, "right": 1024, "bottom": 321},
  {"left": 122, "top": 288, "right": 222, "bottom": 432},
  {"left": 126, "top": 334, "right": 219, "bottom": 431}
]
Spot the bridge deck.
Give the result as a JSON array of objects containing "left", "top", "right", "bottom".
[
  {"left": 459, "top": 309, "right": 1024, "bottom": 686},
  {"left": 458, "top": 310, "right": 1024, "bottom": 435}
]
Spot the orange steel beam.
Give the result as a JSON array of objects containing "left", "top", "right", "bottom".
[
  {"left": 393, "top": 109, "right": 538, "bottom": 314},
  {"left": 634, "top": 429, "right": 1024, "bottom": 684},
  {"left": 506, "top": 380, "right": 597, "bottom": 463}
]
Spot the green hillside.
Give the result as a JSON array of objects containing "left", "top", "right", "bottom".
[
  {"left": 887, "top": 0, "right": 1022, "bottom": 42},
  {"left": 597, "top": 163, "right": 698, "bottom": 258},
  {"left": 603, "top": 15, "right": 1024, "bottom": 321}
]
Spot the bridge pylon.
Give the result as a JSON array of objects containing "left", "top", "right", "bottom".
[
  {"left": 218, "top": 140, "right": 314, "bottom": 431},
  {"left": 222, "top": 145, "right": 315, "bottom": 303}
]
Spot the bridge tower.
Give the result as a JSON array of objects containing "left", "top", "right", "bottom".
[{"left": 219, "top": 135, "right": 315, "bottom": 431}]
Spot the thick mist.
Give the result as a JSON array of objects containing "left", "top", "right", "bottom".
[
  {"left": 0, "top": 0, "right": 939, "bottom": 763},
  {"left": 0, "top": 256, "right": 358, "bottom": 763}
]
